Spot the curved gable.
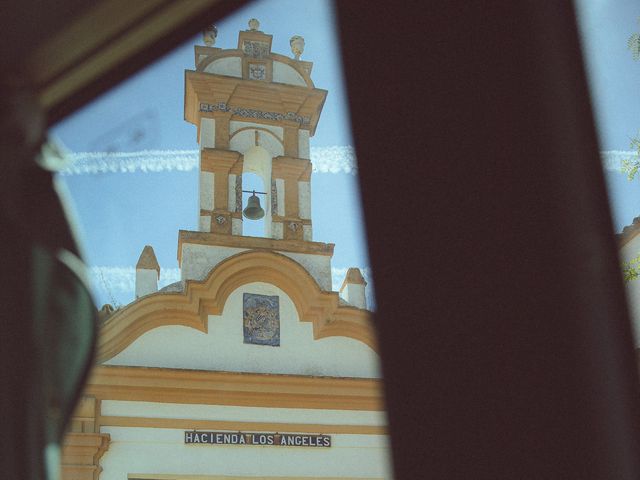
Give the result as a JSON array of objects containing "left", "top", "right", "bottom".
[
  {"left": 98, "top": 251, "right": 377, "bottom": 371},
  {"left": 197, "top": 50, "right": 315, "bottom": 88}
]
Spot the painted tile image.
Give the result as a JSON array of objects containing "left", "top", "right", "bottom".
[{"left": 243, "top": 293, "right": 280, "bottom": 346}]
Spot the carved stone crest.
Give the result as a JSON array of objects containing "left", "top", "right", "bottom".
[
  {"left": 248, "top": 63, "right": 266, "bottom": 80},
  {"left": 243, "top": 293, "right": 280, "bottom": 346},
  {"left": 215, "top": 214, "right": 227, "bottom": 225},
  {"left": 243, "top": 40, "right": 269, "bottom": 58}
]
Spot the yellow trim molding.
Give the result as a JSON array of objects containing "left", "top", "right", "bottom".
[
  {"left": 86, "top": 365, "right": 384, "bottom": 412},
  {"left": 99, "top": 415, "right": 386, "bottom": 435},
  {"left": 98, "top": 250, "right": 375, "bottom": 363},
  {"left": 177, "top": 230, "right": 334, "bottom": 263},
  {"left": 184, "top": 71, "right": 327, "bottom": 136}
]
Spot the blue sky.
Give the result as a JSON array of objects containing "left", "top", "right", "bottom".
[
  {"left": 51, "top": 0, "right": 638, "bottom": 307},
  {"left": 52, "top": 0, "right": 369, "bottom": 306},
  {"left": 575, "top": 0, "right": 640, "bottom": 228}
]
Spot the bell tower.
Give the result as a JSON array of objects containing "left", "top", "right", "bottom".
[
  {"left": 179, "top": 20, "right": 335, "bottom": 291},
  {"left": 184, "top": 19, "right": 326, "bottom": 241}
]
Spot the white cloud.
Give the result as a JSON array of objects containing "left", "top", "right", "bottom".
[
  {"left": 61, "top": 150, "right": 198, "bottom": 175},
  {"left": 59, "top": 147, "right": 632, "bottom": 176},
  {"left": 312, "top": 146, "right": 357, "bottom": 174},
  {"left": 59, "top": 146, "right": 358, "bottom": 176}
]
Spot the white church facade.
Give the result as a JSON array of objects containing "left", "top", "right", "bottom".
[{"left": 60, "top": 20, "right": 391, "bottom": 480}]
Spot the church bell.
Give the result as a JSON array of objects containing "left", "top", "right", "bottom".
[{"left": 243, "top": 191, "right": 265, "bottom": 220}]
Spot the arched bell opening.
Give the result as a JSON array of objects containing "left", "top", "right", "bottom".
[
  {"left": 242, "top": 145, "right": 272, "bottom": 238},
  {"left": 242, "top": 172, "right": 266, "bottom": 237}
]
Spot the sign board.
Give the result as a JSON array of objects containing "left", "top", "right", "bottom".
[{"left": 184, "top": 431, "right": 331, "bottom": 448}]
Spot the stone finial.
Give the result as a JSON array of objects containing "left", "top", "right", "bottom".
[
  {"left": 136, "top": 245, "right": 160, "bottom": 275},
  {"left": 98, "top": 304, "right": 115, "bottom": 322},
  {"left": 345, "top": 268, "right": 367, "bottom": 286},
  {"left": 290, "top": 35, "right": 305, "bottom": 60},
  {"left": 135, "top": 245, "right": 160, "bottom": 299},
  {"left": 203, "top": 25, "right": 218, "bottom": 46},
  {"left": 339, "top": 267, "right": 368, "bottom": 309},
  {"left": 248, "top": 18, "right": 260, "bottom": 31}
]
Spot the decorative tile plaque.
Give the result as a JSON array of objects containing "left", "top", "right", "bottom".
[
  {"left": 243, "top": 40, "right": 269, "bottom": 58},
  {"left": 243, "top": 293, "right": 280, "bottom": 346},
  {"left": 248, "top": 63, "right": 266, "bottom": 80}
]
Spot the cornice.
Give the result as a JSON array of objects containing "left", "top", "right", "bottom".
[
  {"left": 86, "top": 365, "right": 384, "bottom": 412},
  {"left": 184, "top": 70, "right": 327, "bottom": 136},
  {"left": 177, "top": 230, "right": 334, "bottom": 263}
]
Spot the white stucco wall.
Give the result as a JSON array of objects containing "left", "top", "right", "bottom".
[
  {"left": 260, "top": 133, "right": 286, "bottom": 159},
  {"left": 232, "top": 218, "right": 243, "bottom": 236},
  {"left": 106, "top": 282, "right": 380, "bottom": 378},
  {"left": 228, "top": 174, "right": 237, "bottom": 212},
  {"left": 230, "top": 130, "right": 284, "bottom": 160},
  {"left": 230, "top": 121, "right": 283, "bottom": 140},
  {"left": 135, "top": 269, "right": 158, "bottom": 299},
  {"left": 271, "top": 221, "right": 283, "bottom": 240},
  {"left": 272, "top": 61, "right": 307, "bottom": 87},
  {"left": 275, "top": 178, "right": 285, "bottom": 216},
  {"left": 204, "top": 57, "right": 242, "bottom": 77},
  {"left": 181, "top": 244, "right": 247, "bottom": 282},
  {"left": 279, "top": 251, "right": 331, "bottom": 291},
  {"left": 199, "top": 171, "right": 214, "bottom": 212},
  {"left": 200, "top": 118, "right": 215, "bottom": 149},
  {"left": 622, "top": 235, "right": 640, "bottom": 346},
  {"left": 303, "top": 224, "right": 312, "bottom": 242},
  {"left": 341, "top": 284, "right": 367, "bottom": 310},
  {"left": 180, "top": 244, "right": 332, "bottom": 291},
  {"left": 298, "top": 130, "right": 310, "bottom": 160},
  {"left": 99, "top": 426, "right": 391, "bottom": 480},
  {"left": 298, "top": 181, "right": 311, "bottom": 220},
  {"left": 199, "top": 215, "right": 211, "bottom": 232},
  {"left": 101, "top": 401, "right": 386, "bottom": 426},
  {"left": 230, "top": 130, "right": 257, "bottom": 157}
]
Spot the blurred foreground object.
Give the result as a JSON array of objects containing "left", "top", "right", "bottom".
[{"left": 0, "top": 86, "right": 97, "bottom": 480}]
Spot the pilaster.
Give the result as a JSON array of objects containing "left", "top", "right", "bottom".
[
  {"left": 272, "top": 156, "right": 312, "bottom": 240},
  {"left": 283, "top": 124, "right": 299, "bottom": 157},
  {"left": 62, "top": 396, "right": 110, "bottom": 480},
  {"left": 62, "top": 433, "right": 110, "bottom": 480},
  {"left": 200, "top": 149, "right": 242, "bottom": 234},
  {"left": 213, "top": 112, "right": 231, "bottom": 149}
]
